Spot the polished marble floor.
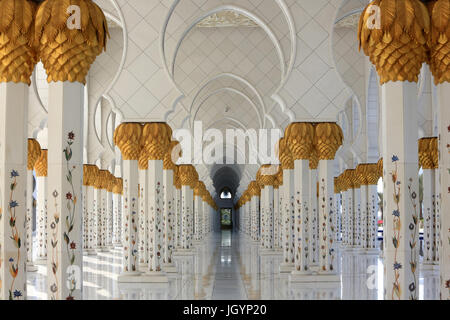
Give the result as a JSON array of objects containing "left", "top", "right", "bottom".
[{"left": 27, "top": 230, "right": 440, "bottom": 300}]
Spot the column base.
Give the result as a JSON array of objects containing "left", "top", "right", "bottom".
[
  {"left": 139, "top": 263, "right": 148, "bottom": 271},
  {"left": 259, "top": 248, "right": 279, "bottom": 256},
  {"left": 365, "top": 248, "right": 381, "bottom": 255},
  {"left": 85, "top": 249, "right": 97, "bottom": 256},
  {"left": 421, "top": 262, "right": 439, "bottom": 271},
  {"left": 290, "top": 271, "right": 340, "bottom": 283},
  {"left": 140, "top": 272, "right": 169, "bottom": 283},
  {"left": 162, "top": 263, "right": 178, "bottom": 273},
  {"left": 118, "top": 271, "right": 142, "bottom": 283},
  {"left": 34, "top": 258, "right": 47, "bottom": 266},
  {"left": 26, "top": 263, "right": 38, "bottom": 272},
  {"left": 173, "top": 249, "right": 195, "bottom": 256},
  {"left": 279, "top": 263, "right": 294, "bottom": 273}
]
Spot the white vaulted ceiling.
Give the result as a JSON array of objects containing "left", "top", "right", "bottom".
[{"left": 28, "top": 0, "right": 383, "bottom": 197}]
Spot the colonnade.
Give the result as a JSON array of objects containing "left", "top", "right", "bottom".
[
  {"left": 113, "top": 122, "right": 216, "bottom": 282},
  {"left": 236, "top": 122, "right": 343, "bottom": 281}
]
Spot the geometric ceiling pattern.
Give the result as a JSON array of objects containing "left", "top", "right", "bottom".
[{"left": 29, "top": 0, "right": 388, "bottom": 196}]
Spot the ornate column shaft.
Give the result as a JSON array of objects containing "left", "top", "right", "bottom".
[
  {"left": 162, "top": 141, "right": 179, "bottom": 268},
  {"left": 0, "top": 0, "right": 37, "bottom": 300},
  {"left": 285, "top": 123, "right": 314, "bottom": 274},
  {"left": 179, "top": 165, "right": 197, "bottom": 251},
  {"left": 114, "top": 123, "right": 143, "bottom": 280},
  {"left": 279, "top": 138, "right": 295, "bottom": 272},
  {"left": 106, "top": 173, "right": 114, "bottom": 249},
  {"left": 419, "top": 138, "right": 439, "bottom": 267},
  {"left": 84, "top": 165, "right": 97, "bottom": 255},
  {"left": 142, "top": 123, "right": 171, "bottom": 275},
  {"left": 0, "top": 81, "right": 30, "bottom": 300},
  {"left": 309, "top": 151, "right": 319, "bottom": 266},
  {"left": 366, "top": 164, "right": 380, "bottom": 252},
  {"left": 428, "top": 0, "right": 450, "bottom": 292},
  {"left": 35, "top": 150, "right": 48, "bottom": 261},
  {"left": 334, "top": 177, "right": 341, "bottom": 243},
  {"left": 352, "top": 168, "right": 363, "bottom": 249},
  {"left": 26, "top": 139, "right": 41, "bottom": 272},
  {"left": 340, "top": 174, "right": 349, "bottom": 247},
  {"left": 344, "top": 170, "right": 355, "bottom": 247},
  {"left": 356, "top": 164, "right": 369, "bottom": 250},
  {"left": 97, "top": 170, "right": 109, "bottom": 252},
  {"left": 112, "top": 178, "right": 123, "bottom": 247},
  {"left": 174, "top": 167, "right": 182, "bottom": 250},
  {"left": 138, "top": 159, "right": 148, "bottom": 268},
  {"left": 273, "top": 172, "right": 281, "bottom": 250}
]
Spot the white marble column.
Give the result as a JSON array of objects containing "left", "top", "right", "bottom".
[
  {"left": 202, "top": 198, "right": 208, "bottom": 240},
  {"left": 381, "top": 81, "right": 420, "bottom": 300},
  {"left": 138, "top": 166, "right": 148, "bottom": 268},
  {"left": 180, "top": 184, "right": 194, "bottom": 251},
  {"left": 260, "top": 184, "right": 274, "bottom": 251},
  {"left": 0, "top": 82, "right": 29, "bottom": 300},
  {"left": 309, "top": 167, "right": 318, "bottom": 266},
  {"left": 437, "top": 82, "right": 450, "bottom": 299},
  {"left": 98, "top": 170, "right": 109, "bottom": 252},
  {"left": 162, "top": 167, "right": 175, "bottom": 269},
  {"left": 251, "top": 194, "right": 260, "bottom": 243},
  {"left": 46, "top": 82, "right": 84, "bottom": 300},
  {"left": 106, "top": 176, "right": 114, "bottom": 249},
  {"left": 367, "top": 181, "right": 379, "bottom": 252},
  {"left": 273, "top": 186, "right": 280, "bottom": 250},
  {"left": 344, "top": 170, "right": 355, "bottom": 248},
  {"left": 174, "top": 183, "right": 182, "bottom": 250},
  {"left": 353, "top": 178, "right": 362, "bottom": 250},
  {"left": 360, "top": 182, "right": 368, "bottom": 250},
  {"left": 280, "top": 168, "right": 294, "bottom": 272},
  {"left": 112, "top": 180, "right": 123, "bottom": 247},
  {"left": 194, "top": 193, "right": 202, "bottom": 243},
  {"left": 146, "top": 159, "right": 164, "bottom": 274},
  {"left": 85, "top": 166, "right": 97, "bottom": 255},
  {"left": 26, "top": 139, "right": 40, "bottom": 272},
  {"left": 315, "top": 123, "right": 343, "bottom": 276},
  {"left": 35, "top": 150, "right": 48, "bottom": 263},
  {"left": 333, "top": 178, "right": 341, "bottom": 243},
  {"left": 341, "top": 185, "right": 348, "bottom": 247}
]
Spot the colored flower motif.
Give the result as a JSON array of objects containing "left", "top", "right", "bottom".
[
  {"left": 445, "top": 280, "right": 450, "bottom": 288},
  {"left": 9, "top": 201, "right": 18, "bottom": 208},
  {"left": 66, "top": 192, "right": 72, "bottom": 200},
  {"left": 9, "top": 258, "right": 13, "bottom": 262},
  {"left": 66, "top": 296, "right": 74, "bottom": 300},
  {"left": 68, "top": 131, "right": 75, "bottom": 140},
  {"left": 13, "top": 290, "right": 22, "bottom": 298},
  {"left": 392, "top": 210, "right": 400, "bottom": 217},
  {"left": 393, "top": 262, "right": 402, "bottom": 270},
  {"left": 10, "top": 170, "right": 19, "bottom": 178},
  {"left": 392, "top": 155, "right": 399, "bottom": 162},
  {"left": 70, "top": 242, "right": 76, "bottom": 249}
]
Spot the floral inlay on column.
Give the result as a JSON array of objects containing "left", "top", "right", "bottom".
[
  {"left": 63, "top": 132, "right": 78, "bottom": 299},
  {"left": 390, "top": 155, "right": 401, "bottom": 299},
  {"left": 7, "top": 170, "right": 22, "bottom": 300}
]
